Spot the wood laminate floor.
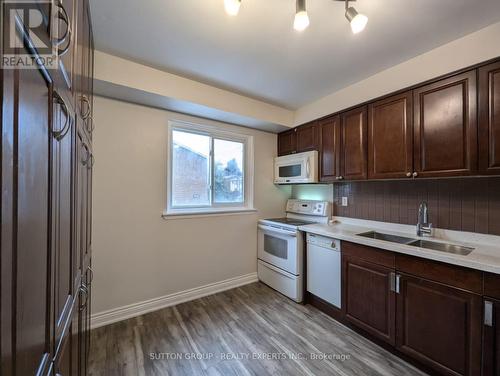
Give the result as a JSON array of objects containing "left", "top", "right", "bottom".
[{"left": 89, "top": 282, "right": 427, "bottom": 376}]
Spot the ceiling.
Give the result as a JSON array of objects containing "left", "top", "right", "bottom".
[{"left": 89, "top": 0, "right": 500, "bottom": 109}]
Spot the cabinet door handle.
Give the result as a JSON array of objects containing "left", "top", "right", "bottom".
[
  {"left": 412, "top": 172, "right": 418, "bottom": 178},
  {"left": 406, "top": 172, "right": 412, "bottom": 177},
  {"left": 485, "top": 300, "right": 494, "bottom": 327},
  {"left": 80, "top": 95, "right": 92, "bottom": 120},
  {"left": 86, "top": 115, "right": 95, "bottom": 133},
  {"left": 52, "top": 90, "right": 73, "bottom": 141},
  {"left": 86, "top": 154, "right": 95, "bottom": 169},
  {"left": 389, "top": 272, "right": 396, "bottom": 292},
  {"left": 81, "top": 148, "right": 90, "bottom": 165},
  {"left": 79, "top": 284, "right": 89, "bottom": 311},
  {"left": 390, "top": 273, "right": 401, "bottom": 294},
  {"left": 54, "top": 1, "right": 70, "bottom": 46},
  {"left": 87, "top": 266, "right": 94, "bottom": 286}
]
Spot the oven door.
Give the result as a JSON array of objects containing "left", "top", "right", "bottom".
[{"left": 257, "top": 224, "right": 299, "bottom": 275}]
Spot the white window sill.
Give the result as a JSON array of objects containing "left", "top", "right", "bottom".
[{"left": 162, "top": 208, "right": 257, "bottom": 220}]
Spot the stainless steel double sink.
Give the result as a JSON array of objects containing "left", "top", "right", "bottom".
[{"left": 357, "top": 231, "right": 474, "bottom": 256}]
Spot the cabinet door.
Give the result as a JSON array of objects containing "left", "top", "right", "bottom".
[
  {"left": 277, "top": 129, "right": 296, "bottom": 156},
  {"left": 296, "top": 121, "right": 319, "bottom": 153},
  {"left": 413, "top": 71, "right": 477, "bottom": 177},
  {"left": 479, "top": 61, "right": 500, "bottom": 175},
  {"left": 0, "top": 46, "right": 53, "bottom": 376},
  {"left": 52, "top": 88, "right": 76, "bottom": 355},
  {"left": 483, "top": 298, "right": 500, "bottom": 376},
  {"left": 396, "top": 273, "right": 482, "bottom": 376},
  {"left": 368, "top": 92, "right": 413, "bottom": 179},
  {"left": 342, "top": 255, "right": 396, "bottom": 345},
  {"left": 341, "top": 106, "right": 368, "bottom": 180},
  {"left": 319, "top": 115, "right": 341, "bottom": 182}
]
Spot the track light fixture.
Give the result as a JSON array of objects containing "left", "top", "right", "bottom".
[
  {"left": 224, "top": 0, "right": 241, "bottom": 16},
  {"left": 344, "top": 0, "right": 368, "bottom": 34},
  {"left": 294, "top": 0, "right": 310, "bottom": 31},
  {"left": 223, "top": 0, "right": 368, "bottom": 34}
]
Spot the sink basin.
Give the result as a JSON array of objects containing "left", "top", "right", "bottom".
[
  {"left": 356, "top": 231, "right": 474, "bottom": 256},
  {"left": 357, "top": 231, "right": 415, "bottom": 244},
  {"left": 408, "top": 240, "right": 474, "bottom": 256}
]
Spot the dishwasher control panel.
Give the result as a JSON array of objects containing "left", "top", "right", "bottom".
[{"left": 306, "top": 233, "right": 340, "bottom": 251}]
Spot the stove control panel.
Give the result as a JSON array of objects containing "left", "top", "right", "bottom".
[{"left": 286, "top": 199, "right": 330, "bottom": 217}]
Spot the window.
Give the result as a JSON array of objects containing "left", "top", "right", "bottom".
[{"left": 166, "top": 121, "right": 254, "bottom": 216}]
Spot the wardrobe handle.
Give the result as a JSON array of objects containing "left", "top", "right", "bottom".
[
  {"left": 81, "top": 148, "right": 90, "bottom": 165},
  {"left": 52, "top": 90, "right": 72, "bottom": 141},
  {"left": 87, "top": 266, "right": 94, "bottom": 286},
  {"left": 57, "top": 26, "right": 72, "bottom": 57},
  {"left": 54, "top": 1, "right": 70, "bottom": 46},
  {"left": 87, "top": 154, "right": 95, "bottom": 169},
  {"left": 86, "top": 115, "right": 95, "bottom": 133},
  {"left": 79, "top": 284, "right": 89, "bottom": 311},
  {"left": 80, "top": 95, "right": 92, "bottom": 120}
]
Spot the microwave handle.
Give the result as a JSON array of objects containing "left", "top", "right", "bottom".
[
  {"left": 306, "top": 159, "right": 310, "bottom": 178},
  {"left": 258, "top": 225, "right": 297, "bottom": 237}
]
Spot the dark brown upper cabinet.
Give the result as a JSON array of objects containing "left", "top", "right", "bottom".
[
  {"left": 413, "top": 71, "right": 477, "bottom": 178},
  {"left": 319, "top": 115, "right": 341, "bottom": 182},
  {"left": 296, "top": 121, "right": 319, "bottom": 153},
  {"left": 341, "top": 106, "right": 368, "bottom": 180},
  {"left": 368, "top": 92, "right": 413, "bottom": 180},
  {"left": 479, "top": 61, "right": 500, "bottom": 175},
  {"left": 277, "top": 129, "right": 297, "bottom": 156}
]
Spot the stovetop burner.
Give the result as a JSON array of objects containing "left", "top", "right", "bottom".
[{"left": 264, "top": 217, "right": 316, "bottom": 226}]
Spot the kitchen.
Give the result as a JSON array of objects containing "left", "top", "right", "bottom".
[{"left": 2, "top": 1, "right": 500, "bottom": 376}]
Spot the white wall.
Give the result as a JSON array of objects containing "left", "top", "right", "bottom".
[
  {"left": 295, "top": 21, "right": 500, "bottom": 125},
  {"left": 94, "top": 51, "right": 295, "bottom": 131},
  {"left": 91, "top": 96, "right": 290, "bottom": 315}
]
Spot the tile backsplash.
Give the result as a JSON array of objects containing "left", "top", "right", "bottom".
[{"left": 333, "top": 178, "right": 500, "bottom": 236}]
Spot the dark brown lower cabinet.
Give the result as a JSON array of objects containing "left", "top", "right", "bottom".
[
  {"left": 339, "top": 242, "right": 485, "bottom": 376},
  {"left": 483, "top": 298, "right": 500, "bottom": 376},
  {"left": 396, "top": 273, "right": 482, "bottom": 376},
  {"left": 342, "top": 254, "right": 396, "bottom": 345}
]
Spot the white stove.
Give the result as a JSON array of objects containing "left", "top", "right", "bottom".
[{"left": 257, "top": 199, "right": 331, "bottom": 302}]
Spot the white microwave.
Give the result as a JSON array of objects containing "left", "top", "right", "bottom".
[{"left": 274, "top": 151, "right": 318, "bottom": 184}]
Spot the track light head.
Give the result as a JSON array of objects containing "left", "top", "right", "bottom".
[
  {"left": 344, "top": 1, "right": 368, "bottom": 34},
  {"left": 224, "top": 0, "right": 241, "bottom": 16},
  {"left": 294, "top": 0, "right": 310, "bottom": 31}
]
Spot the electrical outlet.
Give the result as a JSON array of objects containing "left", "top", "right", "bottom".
[{"left": 341, "top": 197, "right": 348, "bottom": 207}]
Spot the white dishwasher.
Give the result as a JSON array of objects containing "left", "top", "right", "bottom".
[{"left": 306, "top": 233, "right": 341, "bottom": 309}]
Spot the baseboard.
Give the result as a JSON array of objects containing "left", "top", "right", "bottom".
[{"left": 91, "top": 272, "right": 258, "bottom": 329}]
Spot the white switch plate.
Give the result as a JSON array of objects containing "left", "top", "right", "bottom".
[{"left": 341, "top": 197, "right": 348, "bottom": 206}]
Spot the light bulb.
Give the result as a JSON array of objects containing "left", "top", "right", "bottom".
[
  {"left": 294, "top": 0, "right": 309, "bottom": 32},
  {"left": 345, "top": 7, "right": 368, "bottom": 34},
  {"left": 224, "top": 0, "right": 241, "bottom": 16},
  {"left": 294, "top": 11, "right": 310, "bottom": 31},
  {"left": 350, "top": 13, "right": 368, "bottom": 34}
]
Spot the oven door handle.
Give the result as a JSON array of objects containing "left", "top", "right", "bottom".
[{"left": 258, "top": 225, "right": 297, "bottom": 237}]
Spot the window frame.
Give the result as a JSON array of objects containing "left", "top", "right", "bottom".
[{"left": 165, "top": 120, "right": 254, "bottom": 216}]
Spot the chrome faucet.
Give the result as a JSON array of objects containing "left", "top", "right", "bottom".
[{"left": 417, "top": 202, "right": 433, "bottom": 237}]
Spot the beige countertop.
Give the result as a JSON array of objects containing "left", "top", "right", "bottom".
[{"left": 299, "top": 217, "right": 500, "bottom": 275}]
